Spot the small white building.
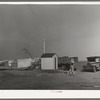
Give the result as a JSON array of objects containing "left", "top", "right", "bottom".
[
  {"left": 41, "top": 53, "right": 58, "bottom": 70},
  {"left": 18, "top": 58, "right": 32, "bottom": 68}
]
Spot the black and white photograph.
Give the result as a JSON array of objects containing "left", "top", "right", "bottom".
[{"left": 1, "top": 2, "right": 100, "bottom": 90}]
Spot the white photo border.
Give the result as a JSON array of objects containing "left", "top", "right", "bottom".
[{"left": 0, "top": 1, "right": 100, "bottom": 98}]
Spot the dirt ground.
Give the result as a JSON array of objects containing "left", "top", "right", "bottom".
[{"left": 0, "top": 69, "right": 100, "bottom": 90}]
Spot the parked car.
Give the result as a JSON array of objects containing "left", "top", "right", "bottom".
[{"left": 82, "top": 56, "right": 100, "bottom": 72}]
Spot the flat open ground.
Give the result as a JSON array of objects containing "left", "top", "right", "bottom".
[{"left": 0, "top": 68, "right": 100, "bottom": 90}]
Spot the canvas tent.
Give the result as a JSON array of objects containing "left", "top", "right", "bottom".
[{"left": 41, "top": 53, "right": 58, "bottom": 70}]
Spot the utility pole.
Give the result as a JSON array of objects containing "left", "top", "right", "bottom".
[{"left": 43, "top": 38, "right": 46, "bottom": 54}]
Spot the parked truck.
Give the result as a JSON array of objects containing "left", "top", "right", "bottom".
[
  {"left": 58, "top": 56, "right": 70, "bottom": 70},
  {"left": 58, "top": 56, "right": 78, "bottom": 70},
  {"left": 82, "top": 56, "right": 100, "bottom": 72}
]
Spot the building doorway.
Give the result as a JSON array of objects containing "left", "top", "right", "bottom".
[{"left": 55, "top": 57, "right": 56, "bottom": 69}]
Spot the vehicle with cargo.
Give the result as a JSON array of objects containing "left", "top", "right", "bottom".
[
  {"left": 82, "top": 56, "right": 100, "bottom": 72},
  {"left": 58, "top": 56, "right": 70, "bottom": 70},
  {"left": 58, "top": 56, "right": 78, "bottom": 70}
]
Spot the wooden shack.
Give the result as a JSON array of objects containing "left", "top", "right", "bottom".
[{"left": 41, "top": 53, "right": 58, "bottom": 70}]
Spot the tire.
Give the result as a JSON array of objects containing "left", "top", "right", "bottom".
[
  {"left": 93, "top": 66, "right": 96, "bottom": 72},
  {"left": 74, "top": 67, "right": 76, "bottom": 71}
]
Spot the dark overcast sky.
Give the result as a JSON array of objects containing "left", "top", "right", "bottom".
[{"left": 0, "top": 5, "right": 100, "bottom": 60}]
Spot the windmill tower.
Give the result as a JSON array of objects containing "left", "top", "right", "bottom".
[{"left": 43, "top": 38, "right": 46, "bottom": 54}]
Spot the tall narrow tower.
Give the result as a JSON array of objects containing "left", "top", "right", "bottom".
[{"left": 43, "top": 38, "right": 46, "bottom": 54}]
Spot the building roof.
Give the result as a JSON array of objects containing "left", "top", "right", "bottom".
[
  {"left": 87, "top": 56, "right": 100, "bottom": 59},
  {"left": 41, "top": 53, "right": 56, "bottom": 58}
]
